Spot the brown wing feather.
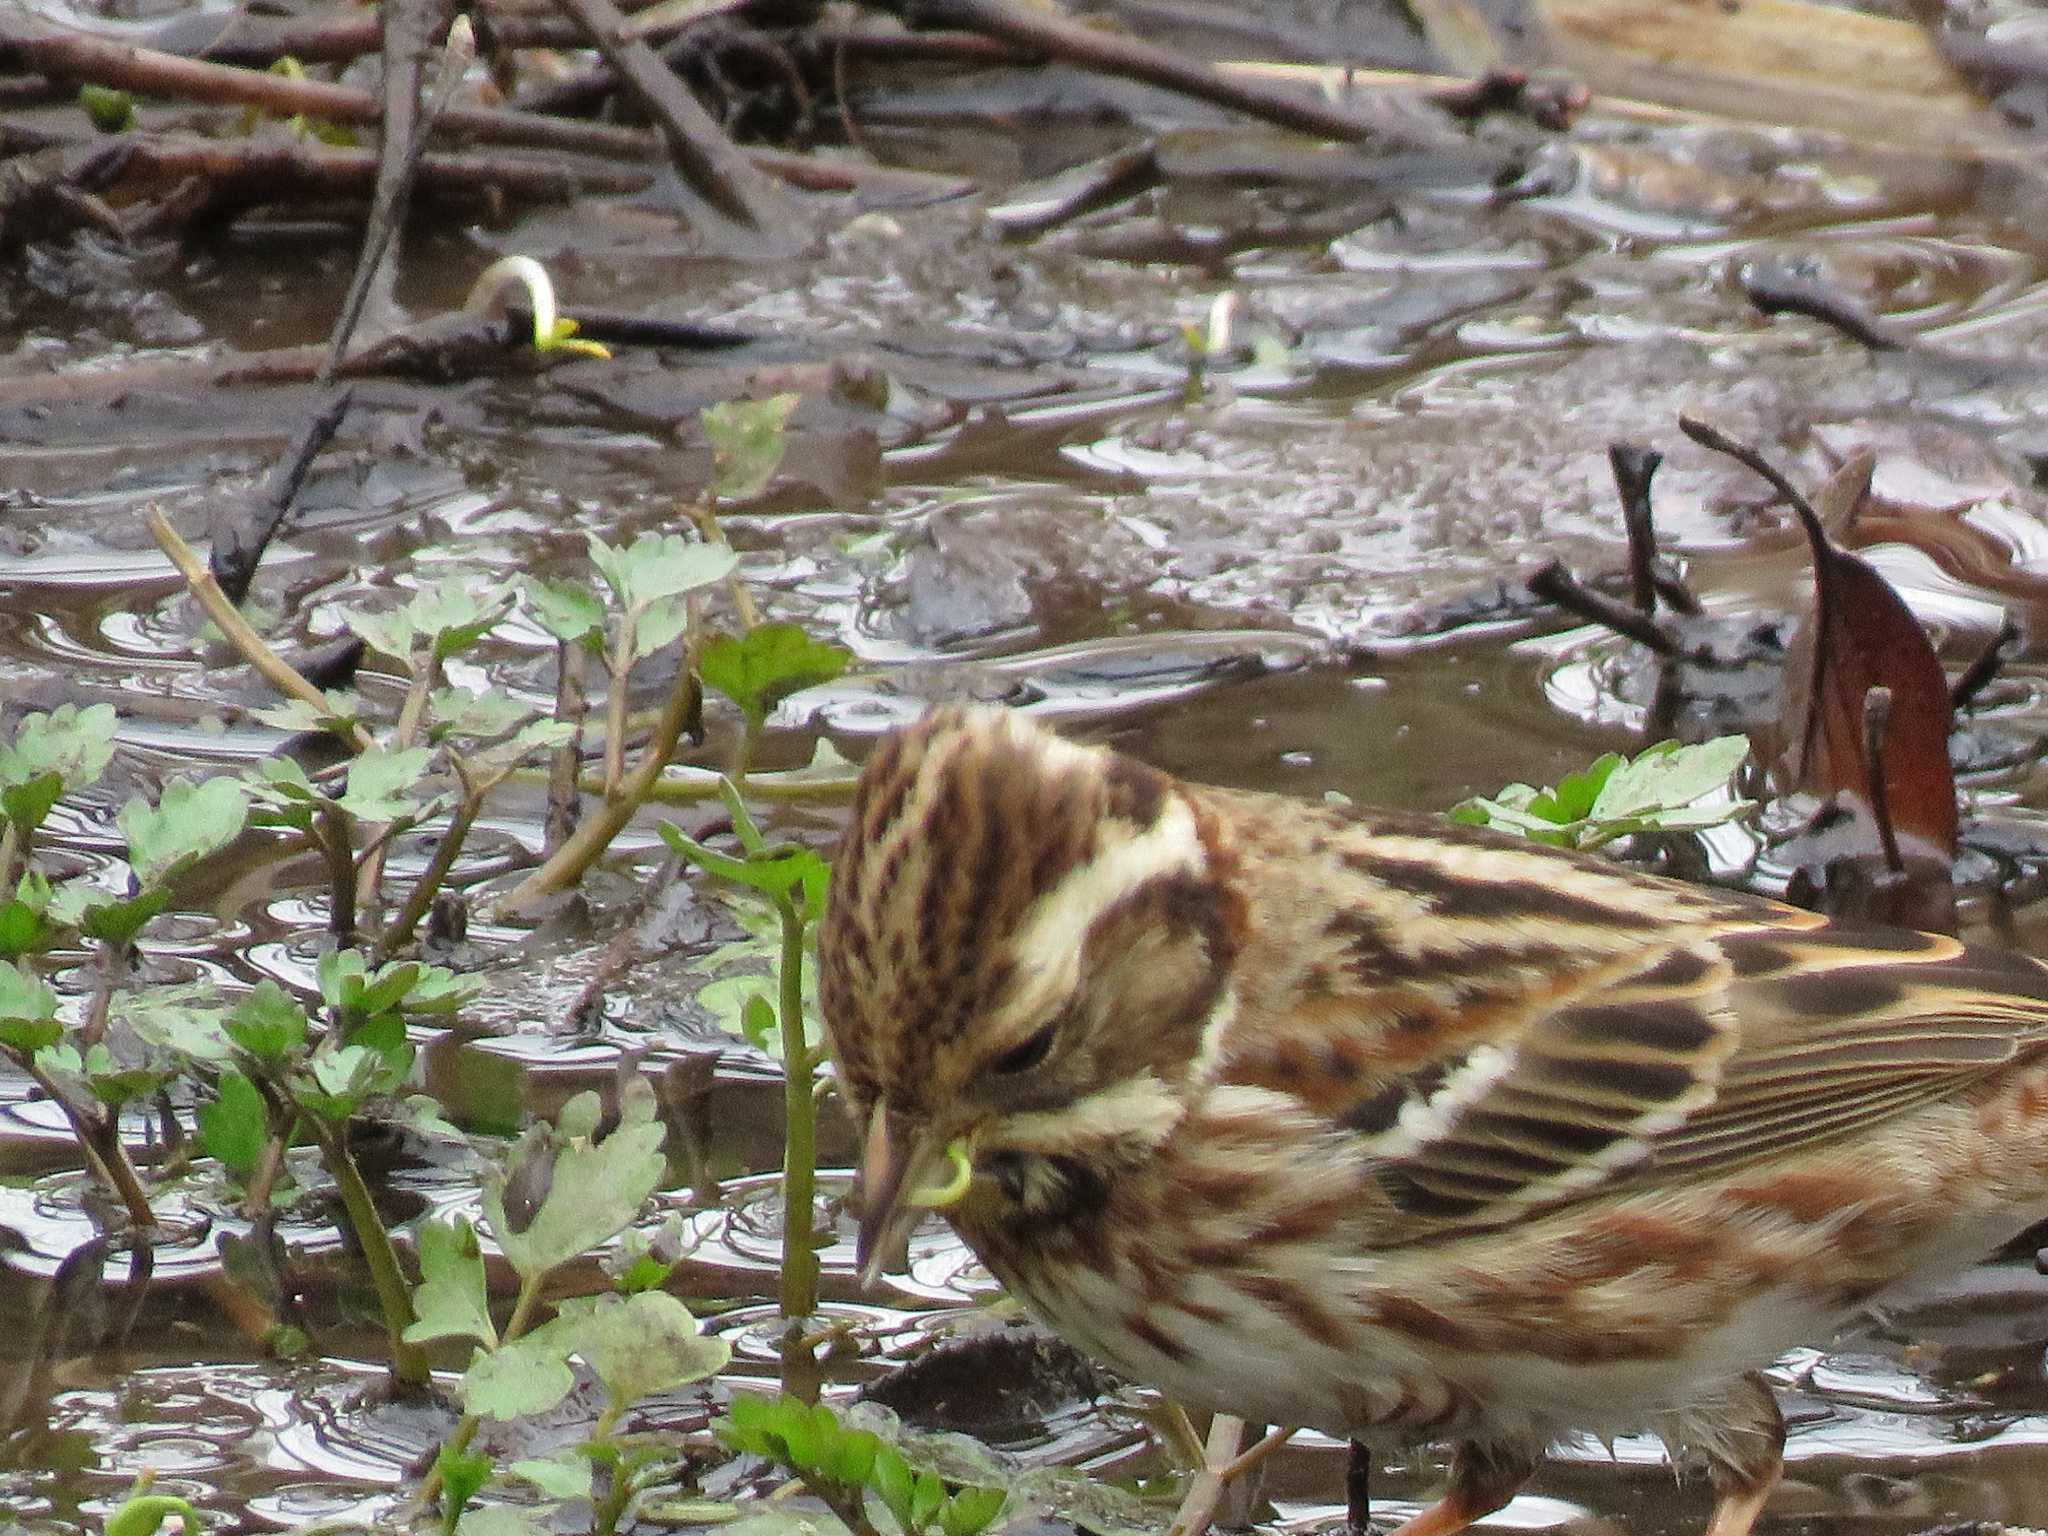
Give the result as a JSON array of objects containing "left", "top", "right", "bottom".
[{"left": 1329, "top": 906, "right": 2048, "bottom": 1241}]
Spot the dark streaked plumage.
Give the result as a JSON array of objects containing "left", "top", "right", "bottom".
[{"left": 821, "top": 705, "right": 2048, "bottom": 1536}]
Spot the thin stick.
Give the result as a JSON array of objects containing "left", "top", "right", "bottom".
[
  {"left": 1862, "top": 686, "right": 1905, "bottom": 876},
  {"left": 885, "top": 0, "right": 1409, "bottom": 145},
  {"left": 145, "top": 508, "right": 375, "bottom": 753},
  {"left": 1951, "top": 614, "right": 2019, "bottom": 710},
  {"left": 550, "top": 0, "right": 795, "bottom": 230},
  {"left": 1525, "top": 560, "right": 1679, "bottom": 656},
  {"left": 1607, "top": 442, "right": 1664, "bottom": 617}
]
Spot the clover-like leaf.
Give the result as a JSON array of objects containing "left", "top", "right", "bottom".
[
  {"left": 0, "top": 704, "right": 116, "bottom": 826},
  {"left": 226, "top": 981, "right": 309, "bottom": 1063},
  {"left": 459, "top": 1319, "right": 577, "bottom": 1420},
  {"left": 120, "top": 986, "right": 233, "bottom": 1062},
  {"left": 703, "top": 393, "right": 801, "bottom": 502},
  {"left": 332, "top": 746, "right": 433, "bottom": 824},
  {"left": 524, "top": 577, "right": 607, "bottom": 653},
  {"left": 250, "top": 690, "right": 363, "bottom": 738},
  {"left": 456, "top": 1508, "right": 552, "bottom": 1536},
  {"left": 120, "top": 776, "right": 250, "bottom": 888},
  {"left": 587, "top": 532, "right": 736, "bottom": 612},
  {"left": 508, "top": 1454, "right": 594, "bottom": 1502},
  {"left": 1589, "top": 735, "right": 1750, "bottom": 822},
  {"left": 554, "top": 1291, "right": 730, "bottom": 1412},
  {"left": 698, "top": 623, "right": 848, "bottom": 732},
  {"left": 404, "top": 1215, "right": 497, "bottom": 1347},
  {"left": 0, "top": 959, "right": 60, "bottom": 1054},
  {"left": 484, "top": 1080, "right": 666, "bottom": 1282}
]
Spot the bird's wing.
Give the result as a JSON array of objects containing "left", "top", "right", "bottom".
[
  {"left": 1208, "top": 802, "right": 2048, "bottom": 1244},
  {"left": 1336, "top": 914, "right": 2048, "bottom": 1239}
]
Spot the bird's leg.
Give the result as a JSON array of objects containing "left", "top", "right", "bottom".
[
  {"left": 1381, "top": 1442, "right": 1535, "bottom": 1536},
  {"left": 1697, "top": 1374, "right": 1785, "bottom": 1536},
  {"left": 1346, "top": 1441, "right": 1372, "bottom": 1534}
]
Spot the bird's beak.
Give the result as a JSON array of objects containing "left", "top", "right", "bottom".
[{"left": 855, "top": 1105, "right": 960, "bottom": 1290}]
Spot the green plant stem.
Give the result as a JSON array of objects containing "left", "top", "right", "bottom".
[
  {"left": 411, "top": 1270, "right": 543, "bottom": 1512},
  {"left": 0, "top": 820, "right": 22, "bottom": 895},
  {"left": 604, "top": 617, "right": 634, "bottom": 798},
  {"left": 24, "top": 1054, "right": 156, "bottom": 1229},
  {"left": 557, "top": 766, "right": 855, "bottom": 804},
  {"left": 77, "top": 936, "right": 127, "bottom": 1048},
  {"left": 356, "top": 655, "right": 439, "bottom": 931},
  {"left": 544, "top": 637, "right": 589, "bottom": 858},
  {"left": 319, "top": 1124, "right": 432, "bottom": 1393},
  {"left": 380, "top": 767, "right": 485, "bottom": 957},
  {"left": 313, "top": 810, "right": 359, "bottom": 947},
  {"left": 495, "top": 643, "right": 702, "bottom": 913},
  {"left": 776, "top": 889, "right": 818, "bottom": 1328}
]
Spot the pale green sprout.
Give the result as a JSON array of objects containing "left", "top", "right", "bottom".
[
  {"left": 464, "top": 255, "right": 611, "bottom": 360},
  {"left": 906, "top": 1138, "right": 973, "bottom": 1208}
]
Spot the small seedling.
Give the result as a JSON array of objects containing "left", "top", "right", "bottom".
[{"left": 1450, "top": 736, "right": 1752, "bottom": 850}]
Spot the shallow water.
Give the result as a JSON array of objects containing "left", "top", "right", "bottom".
[{"left": 10, "top": 7, "right": 2048, "bottom": 1533}]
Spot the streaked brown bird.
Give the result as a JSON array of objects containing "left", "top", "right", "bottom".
[{"left": 820, "top": 704, "right": 2048, "bottom": 1536}]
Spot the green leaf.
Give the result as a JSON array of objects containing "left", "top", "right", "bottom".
[
  {"left": 103, "top": 1494, "right": 201, "bottom": 1536},
  {"left": 588, "top": 532, "right": 737, "bottom": 612},
  {"left": 0, "top": 872, "right": 51, "bottom": 959},
  {"left": 822, "top": 1428, "right": 879, "bottom": 1487},
  {"left": 198, "top": 1069, "right": 269, "bottom": 1176},
  {"left": 525, "top": 578, "right": 607, "bottom": 653},
  {"left": 483, "top": 1080, "right": 666, "bottom": 1282},
  {"left": 456, "top": 1509, "right": 552, "bottom": 1536},
  {"left": 404, "top": 1216, "right": 497, "bottom": 1346},
  {"left": 78, "top": 82, "right": 134, "bottom": 132},
  {"left": 661, "top": 822, "right": 830, "bottom": 915},
  {"left": 430, "top": 686, "right": 533, "bottom": 743},
  {"left": 911, "top": 1470, "right": 945, "bottom": 1533},
  {"left": 1, "top": 773, "right": 63, "bottom": 840},
  {"left": 226, "top": 981, "right": 309, "bottom": 1063},
  {"left": 509, "top": 1454, "right": 594, "bottom": 1501},
  {"left": 249, "top": 691, "right": 363, "bottom": 738},
  {"left": 460, "top": 1320, "right": 577, "bottom": 1419},
  {"left": 333, "top": 746, "right": 433, "bottom": 824},
  {"left": 0, "top": 703, "right": 116, "bottom": 809},
  {"left": 697, "top": 624, "right": 848, "bottom": 729},
  {"left": 438, "top": 1443, "right": 495, "bottom": 1528},
  {"left": 0, "top": 960, "right": 60, "bottom": 1053},
  {"left": 81, "top": 888, "right": 173, "bottom": 948},
  {"left": 872, "top": 1446, "right": 916, "bottom": 1530},
  {"left": 120, "top": 777, "right": 250, "bottom": 888},
  {"left": 1540, "top": 754, "right": 1622, "bottom": 823},
  {"left": 83, "top": 1042, "right": 165, "bottom": 1106},
  {"left": 1589, "top": 736, "right": 1750, "bottom": 822},
  {"left": 120, "top": 987, "right": 234, "bottom": 1062},
  {"left": 941, "top": 1487, "right": 1005, "bottom": 1536},
  {"left": 553, "top": 1291, "right": 730, "bottom": 1412},
  {"left": 702, "top": 393, "right": 801, "bottom": 501}
]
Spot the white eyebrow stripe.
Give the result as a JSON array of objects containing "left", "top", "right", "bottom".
[{"left": 1007, "top": 793, "right": 1205, "bottom": 982}]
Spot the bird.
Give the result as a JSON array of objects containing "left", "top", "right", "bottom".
[{"left": 817, "top": 703, "right": 2048, "bottom": 1536}]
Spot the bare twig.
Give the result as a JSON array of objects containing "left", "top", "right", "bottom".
[
  {"left": 551, "top": 0, "right": 797, "bottom": 231},
  {"left": 1951, "top": 614, "right": 2021, "bottom": 710},
  {"left": 147, "top": 508, "right": 377, "bottom": 754},
  {"left": 869, "top": 0, "right": 1410, "bottom": 144},
  {"left": 1607, "top": 442, "right": 1664, "bottom": 617},
  {"left": 322, "top": 0, "right": 465, "bottom": 376},
  {"left": 1525, "top": 559, "right": 1679, "bottom": 656},
  {"left": 212, "top": 388, "right": 353, "bottom": 605},
  {"left": 1862, "top": 686, "right": 1904, "bottom": 876}
]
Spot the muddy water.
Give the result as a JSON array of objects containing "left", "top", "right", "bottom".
[{"left": 12, "top": 17, "right": 2048, "bottom": 1536}]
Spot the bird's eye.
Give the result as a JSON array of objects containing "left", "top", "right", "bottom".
[{"left": 989, "top": 1024, "right": 1056, "bottom": 1075}]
